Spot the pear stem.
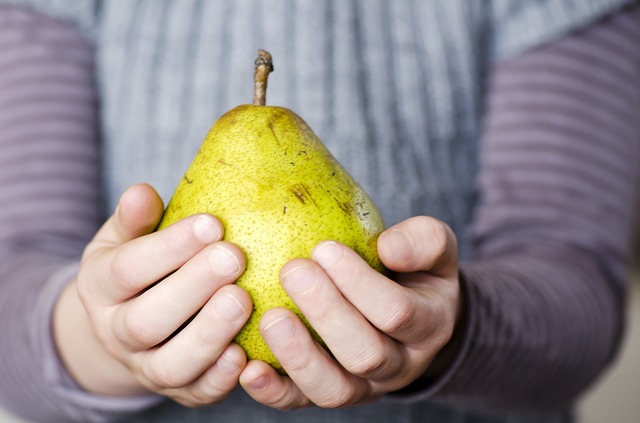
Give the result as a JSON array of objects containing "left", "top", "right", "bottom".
[{"left": 253, "top": 49, "right": 273, "bottom": 106}]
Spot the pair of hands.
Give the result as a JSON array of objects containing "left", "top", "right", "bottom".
[{"left": 54, "top": 184, "right": 462, "bottom": 410}]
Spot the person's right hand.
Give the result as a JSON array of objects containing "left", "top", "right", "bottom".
[{"left": 54, "top": 183, "right": 252, "bottom": 407}]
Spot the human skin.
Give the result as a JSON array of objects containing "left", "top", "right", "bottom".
[
  {"left": 53, "top": 183, "right": 461, "bottom": 408},
  {"left": 54, "top": 184, "right": 252, "bottom": 406},
  {"left": 240, "top": 215, "right": 461, "bottom": 409}
]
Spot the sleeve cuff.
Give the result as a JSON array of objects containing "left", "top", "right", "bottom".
[
  {"left": 31, "top": 261, "right": 163, "bottom": 421},
  {"left": 384, "top": 264, "right": 477, "bottom": 404}
]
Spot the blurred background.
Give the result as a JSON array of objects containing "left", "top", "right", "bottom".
[
  {"left": 1, "top": 266, "right": 639, "bottom": 422},
  {"left": 577, "top": 264, "right": 640, "bottom": 423}
]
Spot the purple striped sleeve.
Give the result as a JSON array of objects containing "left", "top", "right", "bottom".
[
  {"left": 425, "top": 5, "right": 640, "bottom": 412},
  {"left": 0, "top": 5, "right": 159, "bottom": 423}
]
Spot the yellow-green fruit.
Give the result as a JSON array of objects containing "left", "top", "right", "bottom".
[{"left": 157, "top": 104, "right": 386, "bottom": 373}]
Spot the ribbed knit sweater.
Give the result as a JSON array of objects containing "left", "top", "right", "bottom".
[{"left": 0, "top": 1, "right": 639, "bottom": 422}]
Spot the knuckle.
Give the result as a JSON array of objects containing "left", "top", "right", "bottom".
[
  {"left": 348, "top": 349, "right": 387, "bottom": 378},
  {"left": 155, "top": 233, "right": 178, "bottom": 260},
  {"left": 146, "top": 359, "right": 184, "bottom": 389},
  {"left": 265, "top": 387, "right": 296, "bottom": 410},
  {"left": 305, "top": 298, "right": 333, "bottom": 324},
  {"left": 189, "top": 385, "right": 229, "bottom": 407},
  {"left": 109, "top": 250, "right": 138, "bottom": 291},
  {"left": 380, "top": 296, "right": 415, "bottom": 335},
  {"left": 120, "top": 309, "right": 157, "bottom": 347},
  {"left": 318, "top": 385, "right": 355, "bottom": 409},
  {"left": 284, "top": 351, "right": 314, "bottom": 374},
  {"left": 209, "top": 381, "right": 235, "bottom": 400}
]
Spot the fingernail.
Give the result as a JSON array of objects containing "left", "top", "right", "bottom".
[
  {"left": 193, "top": 215, "right": 221, "bottom": 244},
  {"left": 263, "top": 316, "right": 294, "bottom": 345},
  {"left": 281, "top": 264, "right": 314, "bottom": 293},
  {"left": 379, "top": 229, "right": 411, "bottom": 262},
  {"left": 248, "top": 374, "right": 269, "bottom": 391},
  {"left": 215, "top": 291, "right": 245, "bottom": 321},
  {"left": 209, "top": 245, "right": 241, "bottom": 277},
  {"left": 312, "top": 241, "right": 343, "bottom": 269}
]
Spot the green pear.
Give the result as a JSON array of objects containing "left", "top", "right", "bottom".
[{"left": 157, "top": 50, "right": 386, "bottom": 373}]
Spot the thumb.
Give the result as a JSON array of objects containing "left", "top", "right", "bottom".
[
  {"left": 85, "top": 184, "right": 165, "bottom": 256},
  {"left": 377, "top": 216, "right": 458, "bottom": 278}
]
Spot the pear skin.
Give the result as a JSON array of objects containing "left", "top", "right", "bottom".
[{"left": 157, "top": 51, "right": 386, "bottom": 373}]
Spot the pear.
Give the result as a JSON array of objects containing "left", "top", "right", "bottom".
[{"left": 158, "top": 50, "right": 386, "bottom": 373}]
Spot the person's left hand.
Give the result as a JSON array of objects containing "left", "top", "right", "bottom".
[{"left": 238, "top": 215, "right": 462, "bottom": 410}]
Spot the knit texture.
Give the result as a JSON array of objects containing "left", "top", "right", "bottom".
[{"left": 0, "top": 1, "right": 638, "bottom": 422}]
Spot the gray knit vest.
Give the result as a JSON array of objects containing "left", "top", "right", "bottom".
[{"left": 7, "top": 0, "right": 628, "bottom": 421}]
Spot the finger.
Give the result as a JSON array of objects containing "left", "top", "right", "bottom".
[
  {"left": 85, "top": 184, "right": 165, "bottom": 258},
  {"left": 171, "top": 343, "right": 247, "bottom": 407},
  {"left": 258, "top": 308, "right": 370, "bottom": 408},
  {"left": 138, "top": 284, "right": 251, "bottom": 388},
  {"left": 312, "top": 241, "right": 435, "bottom": 346},
  {"left": 95, "top": 214, "right": 224, "bottom": 304},
  {"left": 113, "top": 244, "right": 246, "bottom": 350},
  {"left": 280, "top": 258, "right": 404, "bottom": 380},
  {"left": 240, "top": 360, "right": 311, "bottom": 410},
  {"left": 377, "top": 216, "right": 458, "bottom": 278}
]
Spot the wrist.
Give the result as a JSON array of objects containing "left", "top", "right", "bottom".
[{"left": 53, "top": 278, "right": 148, "bottom": 396}]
